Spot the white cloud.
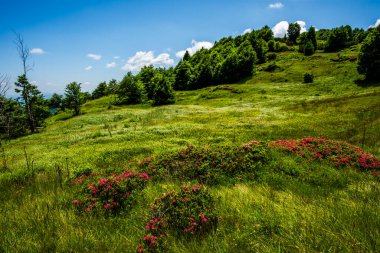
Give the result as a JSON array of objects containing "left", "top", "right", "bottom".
[
  {"left": 30, "top": 48, "right": 46, "bottom": 54},
  {"left": 121, "top": 51, "right": 174, "bottom": 72},
  {"left": 84, "top": 82, "right": 91, "bottom": 85},
  {"left": 272, "top": 20, "right": 307, "bottom": 38},
  {"left": 106, "top": 62, "right": 117, "bottom": 68},
  {"left": 114, "top": 56, "right": 120, "bottom": 59},
  {"left": 272, "top": 21, "right": 289, "bottom": 38},
  {"left": 176, "top": 40, "right": 214, "bottom": 58},
  {"left": 370, "top": 19, "right": 380, "bottom": 28},
  {"left": 269, "top": 2, "right": 284, "bottom": 9},
  {"left": 296, "top": 21, "right": 307, "bottom": 33},
  {"left": 243, "top": 28, "right": 252, "bottom": 35},
  {"left": 87, "top": 53, "right": 102, "bottom": 60},
  {"left": 85, "top": 66, "right": 92, "bottom": 71}
]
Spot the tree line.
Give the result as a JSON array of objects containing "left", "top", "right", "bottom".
[{"left": 1, "top": 24, "right": 379, "bottom": 139}]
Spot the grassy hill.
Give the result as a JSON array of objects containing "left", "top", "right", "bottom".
[{"left": 1, "top": 48, "right": 379, "bottom": 252}]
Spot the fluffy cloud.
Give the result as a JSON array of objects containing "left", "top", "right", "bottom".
[
  {"left": 296, "top": 21, "right": 307, "bottom": 33},
  {"left": 272, "top": 21, "right": 289, "bottom": 38},
  {"left": 243, "top": 28, "right": 252, "bottom": 35},
  {"left": 121, "top": 51, "right": 174, "bottom": 72},
  {"left": 269, "top": 2, "right": 284, "bottom": 9},
  {"left": 30, "top": 48, "right": 46, "bottom": 54},
  {"left": 176, "top": 40, "right": 214, "bottom": 58},
  {"left": 272, "top": 20, "right": 307, "bottom": 38},
  {"left": 85, "top": 66, "right": 92, "bottom": 71},
  {"left": 87, "top": 53, "right": 102, "bottom": 60},
  {"left": 370, "top": 19, "right": 380, "bottom": 28},
  {"left": 106, "top": 62, "right": 117, "bottom": 68}
]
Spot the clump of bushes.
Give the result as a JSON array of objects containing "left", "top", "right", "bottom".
[
  {"left": 138, "top": 141, "right": 269, "bottom": 185},
  {"left": 71, "top": 171, "right": 150, "bottom": 214},
  {"left": 270, "top": 138, "right": 380, "bottom": 173},
  {"left": 264, "top": 62, "right": 282, "bottom": 72},
  {"left": 303, "top": 73, "right": 314, "bottom": 83},
  {"left": 137, "top": 185, "right": 217, "bottom": 252}
]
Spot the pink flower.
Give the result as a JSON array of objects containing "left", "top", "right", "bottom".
[
  {"left": 202, "top": 217, "right": 208, "bottom": 223},
  {"left": 73, "top": 199, "right": 79, "bottom": 205},
  {"left": 86, "top": 207, "right": 91, "bottom": 212},
  {"left": 104, "top": 203, "right": 111, "bottom": 209},
  {"left": 99, "top": 178, "right": 107, "bottom": 185}
]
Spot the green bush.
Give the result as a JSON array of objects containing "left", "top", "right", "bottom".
[{"left": 303, "top": 73, "right": 314, "bottom": 83}]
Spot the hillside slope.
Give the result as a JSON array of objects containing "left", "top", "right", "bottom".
[{"left": 1, "top": 48, "right": 379, "bottom": 252}]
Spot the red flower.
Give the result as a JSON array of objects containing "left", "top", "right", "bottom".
[{"left": 73, "top": 199, "right": 79, "bottom": 205}]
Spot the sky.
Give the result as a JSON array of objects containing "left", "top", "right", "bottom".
[{"left": 0, "top": 0, "right": 379, "bottom": 97}]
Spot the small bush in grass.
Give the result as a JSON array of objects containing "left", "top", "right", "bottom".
[
  {"left": 267, "top": 53, "right": 277, "bottom": 61},
  {"left": 137, "top": 185, "right": 217, "bottom": 252},
  {"left": 138, "top": 142, "right": 269, "bottom": 185},
  {"left": 270, "top": 138, "right": 380, "bottom": 173},
  {"left": 72, "top": 170, "right": 150, "bottom": 215},
  {"left": 303, "top": 73, "right": 314, "bottom": 83}
]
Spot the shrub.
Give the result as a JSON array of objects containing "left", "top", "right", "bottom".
[
  {"left": 267, "top": 53, "right": 277, "bottom": 61},
  {"left": 72, "top": 171, "right": 150, "bottom": 214},
  {"left": 137, "top": 185, "right": 217, "bottom": 252},
  {"left": 303, "top": 73, "right": 314, "bottom": 83},
  {"left": 264, "top": 62, "right": 282, "bottom": 72},
  {"left": 138, "top": 142, "right": 269, "bottom": 185},
  {"left": 270, "top": 138, "right": 380, "bottom": 173},
  {"left": 304, "top": 40, "right": 315, "bottom": 56}
]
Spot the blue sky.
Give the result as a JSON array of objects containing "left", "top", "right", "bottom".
[{"left": 1, "top": 0, "right": 379, "bottom": 96}]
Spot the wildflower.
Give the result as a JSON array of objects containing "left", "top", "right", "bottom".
[
  {"left": 99, "top": 178, "right": 107, "bottom": 185},
  {"left": 73, "top": 199, "right": 79, "bottom": 205},
  {"left": 202, "top": 217, "right": 208, "bottom": 223}
]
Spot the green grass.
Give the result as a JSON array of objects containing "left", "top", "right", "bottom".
[{"left": 1, "top": 49, "right": 379, "bottom": 252}]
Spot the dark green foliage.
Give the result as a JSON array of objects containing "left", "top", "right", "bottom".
[
  {"left": 116, "top": 72, "right": 146, "bottom": 104},
  {"left": 0, "top": 97, "right": 27, "bottom": 138},
  {"left": 267, "top": 53, "right": 277, "bottom": 61},
  {"left": 257, "top": 25, "right": 274, "bottom": 42},
  {"left": 307, "top": 26, "right": 317, "bottom": 49},
  {"left": 64, "top": 82, "right": 83, "bottom": 116},
  {"left": 183, "top": 51, "right": 191, "bottom": 61},
  {"left": 92, "top": 81, "right": 108, "bottom": 99},
  {"left": 174, "top": 60, "right": 194, "bottom": 90},
  {"left": 152, "top": 74, "right": 175, "bottom": 106},
  {"left": 14, "top": 75, "right": 49, "bottom": 133},
  {"left": 107, "top": 79, "right": 118, "bottom": 95},
  {"left": 357, "top": 25, "right": 380, "bottom": 80},
  {"left": 288, "top": 23, "right": 301, "bottom": 45},
  {"left": 137, "top": 65, "right": 156, "bottom": 100},
  {"left": 268, "top": 40, "right": 275, "bottom": 52},
  {"left": 264, "top": 62, "right": 282, "bottom": 72},
  {"left": 304, "top": 40, "right": 315, "bottom": 56},
  {"left": 47, "top": 93, "right": 63, "bottom": 111},
  {"left": 303, "top": 73, "right": 314, "bottom": 83},
  {"left": 325, "top": 26, "right": 352, "bottom": 52}
]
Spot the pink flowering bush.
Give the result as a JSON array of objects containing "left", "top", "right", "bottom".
[
  {"left": 138, "top": 142, "right": 269, "bottom": 185},
  {"left": 137, "top": 185, "right": 218, "bottom": 252},
  {"left": 72, "top": 170, "right": 150, "bottom": 214},
  {"left": 270, "top": 138, "right": 380, "bottom": 173}
]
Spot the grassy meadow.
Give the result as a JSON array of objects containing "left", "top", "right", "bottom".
[{"left": 1, "top": 48, "right": 379, "bottom": 252}]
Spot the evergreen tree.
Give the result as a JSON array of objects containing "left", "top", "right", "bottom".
[
  {"left": 183, "top": 51, "right": 191, "bottom": 61},
  {"left": 174, "top": 61, "right": 193, "bottom": 90},
  {"left": 304, "top": 40, "right": 315, "bottom": 56},
  {"left": 137, "top": 65, "right": 156, "bottom": 100},
  {"left": 64, "top": 82, "right": 83, "bottom": 116},
  {"left": 358, "top": 25, "right": 380, "bottom": 80},
  {"left": 152, "top": 74, "right": 175, "bottom": 106},
  {"left": 92, "top": 81, "right": 108, "bottom": 99},
  {"left": 307, "top": 26, "right": 317, "bottom": 50},
  {"left": 117, "top": 72, "right": 146, "bottom": 104},
  {"left": 288, "top": 23, "right": 301, "bottom": 45}
]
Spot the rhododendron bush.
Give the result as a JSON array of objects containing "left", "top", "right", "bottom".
[
  {"left": 270, "top": 138, "right": 380, "bottom": 173},
  {"left": 137, "top": 185, "right": 218, "bottom": 252},
  {"left": 72, "top": 171, "right": 150, "bottom": 214}
]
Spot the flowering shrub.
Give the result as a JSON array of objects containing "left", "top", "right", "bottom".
[
  {"left": 138, "top": 142, "right": 269, "bottom": 185},
  {"left": 137, "top": 185, "right": 218, "bottom": 252},
  {"left": 72, "top": 171, "right": 150, "bottom": 214},
  {"left": 270, "top": 138, "right": 380, "bottom": 173}
]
